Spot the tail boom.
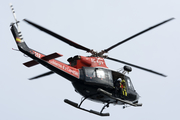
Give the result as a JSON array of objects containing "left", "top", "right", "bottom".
[{"left": 10, "top": 24, "right": 80, "bottom": 81}]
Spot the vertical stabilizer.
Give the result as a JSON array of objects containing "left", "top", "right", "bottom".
[{"left": 10, "top": 3, "right": 30, "bottom": 52}]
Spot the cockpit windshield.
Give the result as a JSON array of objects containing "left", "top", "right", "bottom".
[{"left": 126, "top": 77, "right": 134, "bottom": 90}]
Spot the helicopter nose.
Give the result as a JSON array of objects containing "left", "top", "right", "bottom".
[
  {"left": 136, "top": 93, "right": 141, "bottom": 101},
  {"left": 132, "top": 93, "right": 140, "bottom": 104},
  {"left": 137, "top": 92, "right": 141, "bottom": 98}
]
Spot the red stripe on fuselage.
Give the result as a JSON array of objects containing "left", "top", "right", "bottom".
[{"left": 32, "top": 50, "right": 79, "bottom": 78}]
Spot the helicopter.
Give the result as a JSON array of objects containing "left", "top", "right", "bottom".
[{"left": 10, "top": 4, "right": 173, "bottom": 116}]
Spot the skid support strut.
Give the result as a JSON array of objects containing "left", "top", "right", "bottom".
[
  {"left": 100, "top": 103, "right": 109, "bottom": 114},
  {"left": 78, "top": 97, "right": 87, "bottom": 108}
]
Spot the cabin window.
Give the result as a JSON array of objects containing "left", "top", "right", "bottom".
[
  {"left": 83, "top": 67, "right": 114, "bottom": 87},
  {"left": 96, "top": 69, "right": 105, "bottom": 79},
  {"left": 85, "top": 68, "right": 95, "bottom": 78}
]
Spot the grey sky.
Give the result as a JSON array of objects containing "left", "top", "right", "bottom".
[{"left": 1, "top": 0, "right": 180, "bottom": 120}]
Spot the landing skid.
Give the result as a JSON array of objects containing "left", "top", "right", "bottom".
[
  {"left": 64, "top": 88, "right": 142, "bottom": 116},
  {"left": 64, "top": 99, "right": 110, "bottom": 116}
]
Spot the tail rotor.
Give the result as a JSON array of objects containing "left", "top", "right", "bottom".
[{"left": 10, "top": 3, "right": 23, "bottom": 41}]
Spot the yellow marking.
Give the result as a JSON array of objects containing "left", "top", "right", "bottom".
[
  {"left": 16, "top": 37, "right": 21, "bottom": 42},
  {"left": 122, "top": 89, "right": 127, "bottom": 96}
]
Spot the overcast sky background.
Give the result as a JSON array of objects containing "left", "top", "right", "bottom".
[{"left": 1, "top": 0, "right": 180, "bottom": 120}]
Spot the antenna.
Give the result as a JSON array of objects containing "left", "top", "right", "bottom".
[{"left": 10, "top": 3, "right": 23, "bottom": 40}]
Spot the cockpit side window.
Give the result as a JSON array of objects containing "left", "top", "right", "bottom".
[{"left": 111, "top": 71, "right": 135, "bottom": 90}]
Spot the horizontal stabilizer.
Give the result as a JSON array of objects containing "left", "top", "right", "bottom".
[
  {"left": 41, "top": 52, "right": 63, "bottom": 61},
  {"left": 23, "top": 60, "right": 38, "bottom": 67},
  {"left": 23, "top": 52, "right": 63, "bottom": 67}
]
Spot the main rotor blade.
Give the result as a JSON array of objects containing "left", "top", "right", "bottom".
[
  {"left": 29, "top": 71, "right": 54, "bottom": 80},
  {"left": 103, "top": 18, "right": 174, "bottom": 53},
  {"left": 106, "top": 56, "right": 167, "bottom": 77},
  {"left": 24, "top": 19, "right": 91, "bottom": 52}
]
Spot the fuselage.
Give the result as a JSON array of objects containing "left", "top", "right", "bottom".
[{"left": 11, "top": 24, "right": 139, "bottom": 106}]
